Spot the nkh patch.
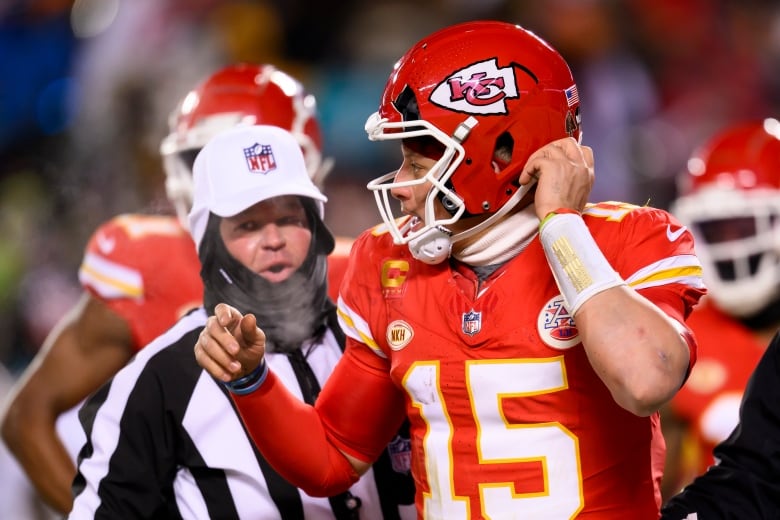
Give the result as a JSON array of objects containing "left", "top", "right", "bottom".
[
  {"left": 462, "top": 309, "right": 482, "bottom": 336},
  {"left": 386, "top": 434, "right": 412, "bottom": 474},
  {"left": 386, "top": 320, "right": 414, "bottom": 351},
  {"left": 243, "top": 142, "right": 276, "bottom": 173}
]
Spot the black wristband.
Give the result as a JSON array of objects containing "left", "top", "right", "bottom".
[{"left": 224, "top": 359, "right": 268, "bottom": 395}]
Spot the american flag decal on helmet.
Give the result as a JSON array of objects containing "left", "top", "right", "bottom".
[
  {"left": 244, "top": 143, "right": 276, "bottom": 173},
  {"left": 565, "top": 85, "right": 579, "bottom": 107}
]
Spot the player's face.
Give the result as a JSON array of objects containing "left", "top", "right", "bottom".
[
  {"left": 391, "top": 143, "right": 451, "bottom": 225},
  {"left": 220, "top": 195, "right": 312, "bottom": 283}
]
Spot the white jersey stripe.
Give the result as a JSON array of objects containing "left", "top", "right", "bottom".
[
  {"left": 78, "top": 251, "right": 144, "bottom": 299},
  {"left": 337, "top": 296, "right": 385, "bottom": 357}
]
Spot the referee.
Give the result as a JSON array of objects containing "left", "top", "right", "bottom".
[{"left": 69, "top": 125, "right": 414, "bottom": 519}]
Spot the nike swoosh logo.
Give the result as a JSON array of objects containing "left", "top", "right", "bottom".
[
  {"left": 666, "top": 224, "right": 687, "bottom": 242},
  {"left": 96, "top": 232, "right": 116, "bottom": 254}
]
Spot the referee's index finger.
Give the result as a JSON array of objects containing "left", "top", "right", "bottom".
[{"left": 239, "top": 313, "right": 265, "bottom": 347}]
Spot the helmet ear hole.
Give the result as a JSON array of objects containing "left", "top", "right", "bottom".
[{"left": 493, "top": 132, "right": 514, "bottom": 171}]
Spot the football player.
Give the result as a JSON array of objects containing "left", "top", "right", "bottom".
[{"left": 195, "top": 21, "right": 707, "bottom": 518}]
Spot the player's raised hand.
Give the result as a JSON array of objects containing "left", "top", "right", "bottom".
[
  {"left": 519, "top": 137, "right": 595, "bottom": 220},
  {"left": 194, "top": 303, "right": 267, "bottom": 383}
]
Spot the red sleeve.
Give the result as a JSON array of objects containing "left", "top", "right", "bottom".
[
  {"left": 325, "top": 236, "right": 354, "bottom": 302},
  {"left": 585, "top": 203, "right": 706, "bottom": 377},
  {"left": 317, "top": 338, "right": 407, "bottom": 462},
  {"left": 232, "top": 371, "right": 360, "bottom": 497},
  {"left": 640, "top": 285, "right": 700, "bottom": 380},
  {"left": 231, "top": 338, "right": 406, "bottom": 496}
]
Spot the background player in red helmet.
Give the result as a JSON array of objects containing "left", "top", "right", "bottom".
[
  {"left": 0, "top": 63, "right": 350, "bottom": 514},
  {"left": 161, "top": 63, "right": 352, "bottom": 296},
  {"left": 161, "top": 63, "right": 334, "bottom": 225},
  {"left": 195, "top": 21, "right": 706, "bottom": 518},
  {"left": 661, "top": 117, "right": 780, "bottom": 501}
]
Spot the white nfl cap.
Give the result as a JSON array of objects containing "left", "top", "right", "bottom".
[{"left": 188, "top": 124, "right": 328, "bottom": 249}]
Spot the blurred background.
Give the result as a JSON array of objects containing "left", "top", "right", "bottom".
[
  {"left": 0, "top": 0, "right": 778, "bottom": 421},
  {"left": 0, "top": 0, "right": 778, "bottom": 516}
]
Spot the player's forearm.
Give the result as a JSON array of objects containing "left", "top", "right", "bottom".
[
  {"left": 231, "top": 369, "right": 361, "bottom": 496},
  {"left": 539, "top": 213, "right": 690, "bottom": 414},
  {"left": 1, "top": 407, "right": 75, "bottom": 513},
  {"left": 576, "top": 287, "right": 690, "bottom": 416}
]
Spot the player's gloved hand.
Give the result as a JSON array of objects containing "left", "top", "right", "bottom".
[{"left": 194, "top": 303, "right": 267, "bottom": 383}]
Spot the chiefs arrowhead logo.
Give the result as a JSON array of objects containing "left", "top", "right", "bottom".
[{"left": 430, "top": 58, "right": 519, "bottom": 115}]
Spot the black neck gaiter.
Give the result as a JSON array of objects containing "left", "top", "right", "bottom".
[{"left": 198, "top": 202, "right": 333, "bottom": 354}]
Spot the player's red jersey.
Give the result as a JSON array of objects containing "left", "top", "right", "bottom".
[
  {"left": 78, "top": 214, "right": 350, "bottom": 351},
  {"left": 327, "top": 236, "right": 354, "bottom": 302},
  {"left": 78, "top": 214, "right": 204, "bottom": 350},
  {"left": 668, "top": 301, "right": 765, "bottom": 477},
  {"left": 335, "top": 202, "right": 706, "bottom": 519}
]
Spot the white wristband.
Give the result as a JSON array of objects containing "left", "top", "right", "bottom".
[{"left": 540, "top": 213, "right": 626, "bottom": 314}]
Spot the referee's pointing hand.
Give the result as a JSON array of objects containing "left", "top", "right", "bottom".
[{"left": 195, "top": 303, "right": 267, "bottom": 383}]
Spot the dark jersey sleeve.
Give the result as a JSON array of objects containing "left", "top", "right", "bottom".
[{"left": 660, "top": 332, "right": 780, "bottom": 520}]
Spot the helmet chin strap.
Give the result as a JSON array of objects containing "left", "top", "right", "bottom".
[
  {"left": 407, "top": 177, "right": 538, "bottom": 265},
  {"left": 408, "top": 226, "right": 453, "bottom": 265}
]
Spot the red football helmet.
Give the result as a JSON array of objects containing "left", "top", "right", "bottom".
[
  {"left": 672, "top": 118, "right": 780, "bottom": 318},
  {"left": 365, "top": 21, "right": 581, "bottom": 263},
  {"left": 160, "top": 63, "right": 331, "bottom": 227}
]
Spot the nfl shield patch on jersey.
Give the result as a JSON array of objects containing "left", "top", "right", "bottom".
[
  {"left": 386, "top": 434, "right": 411, "bottom": 474},
  {"left": 462, "top": 309, "right": 482, "bottom": 336}
]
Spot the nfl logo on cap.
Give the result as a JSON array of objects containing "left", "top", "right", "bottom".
[{"left": 244, "top": 143, "right": 276, "bottom": 173}]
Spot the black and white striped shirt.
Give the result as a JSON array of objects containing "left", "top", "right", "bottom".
[{"left": 69, "top": 309, "right": 414, "bottom": 519}]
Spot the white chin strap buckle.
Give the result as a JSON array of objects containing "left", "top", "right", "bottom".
[{"left": 408, "top": 227, "right": 452, "bottom": 265}]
